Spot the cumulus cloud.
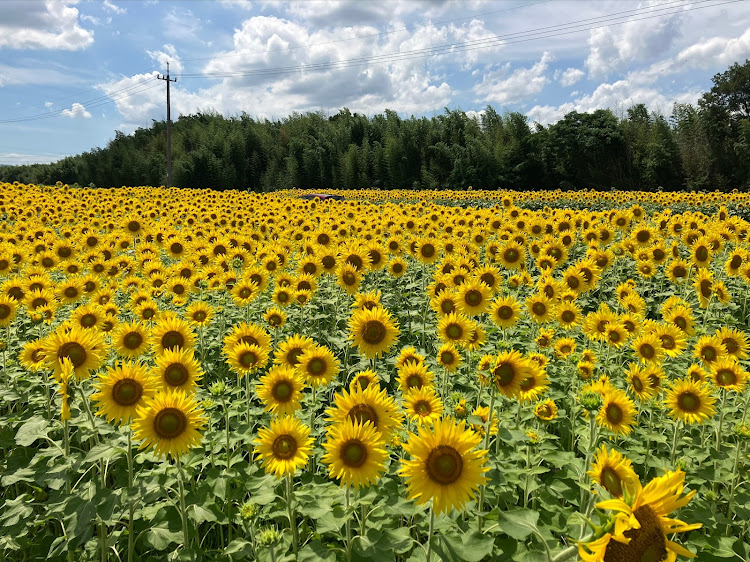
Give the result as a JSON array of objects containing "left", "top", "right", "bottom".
[
  {"left": 147, "top": 44, "right": 183, "bottom": 74},
  {"left": 473, "top": 52, "right": 552, "bottom": 105},
  {"left": 102, "top": 0, "right": 126, "bottom": 15},
  {"left": 676, "top": 27, "right": 750, "bottom": 69},
  {"left": 0, "top": 1, "right": 94, "bottom": 50},
  {"left": 559, "top": 67, "right": 584, "bottom": 87},
  {"left": 61, "top": 102, "right": 91, "bottom": 118}
]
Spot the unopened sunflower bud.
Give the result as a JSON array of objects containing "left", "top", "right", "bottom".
[
  {"left": 735, "top": 423, "right": 750, "bottom": 439},
  {"left": 704, "top": 490, "right": 718, "bottom": 502},
  {"left": 258, "top": 527, "right": 281, "bottom": 547},
  {"left": 239, "top": 502, "right": 258, "bottom": 521},
  {"left": 580, "top": 390, "right": 602, "bottom": 412},
  {"left": 232, "top": 257, "right": 243, "bottom": 269},
  {"left": 210, "top": 381, "right": 227, "bottom": 397}
]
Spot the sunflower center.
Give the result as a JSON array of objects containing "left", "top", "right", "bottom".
[
  {"left": 287, "top": 348, "right": 304, "bottom": 366},
  {"left": 406, "top": 375, "right": 423, "bottom": 389},
  {"left": 440, "top": 300, "right": 455, "bottom": 314},
  {"left": 636, "top": 230, "right": 650, "bottom": 243},
  {"left": 64, "top": 287, "right": 78, "bottom": 298},
  {"left": 702, "top": 347, "right": 717, "bottom": 361},
  {"left": 603, "top": 505, "right": 667, "bottom": 562},
  {"left": 307, "top": 357, "right": 327, "bottom": 376},
  {"left": 700, "top": 280, "right": 711, "bottom": 298},
  {"left": 421, "top": 244, "right": 435, "bottom": 258},
  {"left": 112, "top": 378, "right": 143, "bottom": 406},
  {"left": 677, "top": 392, "right": 700, "bottom": 412},
  {"left": 348, "top": 404, "right": 379, "bottom": 427},
  {"left": 170, "top": 242, "right": 183, "bottom": 255},
  {"left": 415, "top": 401, "right": 431, "bottom": 415},
  {"left": 465, "top": 290, "right": 482, "bottom": 306},
  {"left": 362, "top": 321, "right": 387, "bottom": 345},
  {"left": 193, "top": 311, "right": 207, "bottom": 322},
  {"left": 239, "top": 350, "right": 259, "bottom": 367},
  {"left": 715, "top": 369, "right": 736, "bottom": 386},
  {"left": 272, "top": 435, "right": 298, "bottom": 460},
  {"left": 341, "top": 439, "right": 368, "bottom": 468},
  {"left": 127, "top": 220, "right": 141, "bottom": 233},
  {"left": 730, "top": 255, "right": 742, "bottom": 269},
  {"left": 659, "top": 335, "right": 675, "bottom": 349},
  {"left": 674, "top": 317, "right": 687, "bottom": 330},
  {"left": 722, "top": 338, "right": 738, "bottom": 353},
  {"left": 343, "top": 272, "right": 356, "bottom": 285},
  {"left": 123, "top": 332, "right": 143, "bottom": 350},
  {"left": 504, "top": 249, "right": 519, "bottom": 263},
  {"left": 81, "top": 313, "right": 97, "bottom": 327},
  {"left": 426, "top": 445, "right": 463, "bottom": 485},
  {"left": 142, "top": 308, "right": 156, "bottom": 320},
  {"left": 58, "top": 341, "right": 87, "bottom": 368},
  {"left": 153, "top": 408, "right": 187, "bottom": 439},
  {"left": 164, "top": 363, "right": 189, "bottom": 386},
  {"left": 277, "top": 291, "right": 290, "bottom": 303},
  {"left": 494, "top": 363, "right": 515, "bottom": 387},
  {"left": 673, "top": 265, "right": 687, "bottom": 278},
  {"left": 532, "top": 302, "right": 547, "bottom": 316},
  {"left": 561, "top": 310, "right": 575, "bottom": 323},
  {"left": 440, "top": 350, "right": 456, "bottom": 365},
  {"left": 446, "top": 324, "right": 463, "bottom": 340},
  {"left": 497, "top": 305, "right": 513, "bottom": 320},
  {"left": 600, "top": 466, "right": 624, "bottom": 497},
  {"left": 695, "top": 247, "right": 708, "bottom": 262},
  {"left": 632, "top": 376, "right": 644, "bottom": 393},
  {"left": 567, "top": 276, "right": 580, "bottom": 289},
  {"left": 606, "top": 403, "right": 624, "bottom": 424},
  {"left": 639, "top": 344, "right": 655, "bottom": 359},
  {"left": 0, "top": 304, "right": 9, "bottom": 319},
  {"left": 162, "top": 330, "right": 185, "bottom": 350},
  {"left": 273, "top": 381, "right": 293, "bottom": 402},
  {"left": 608, "top": 330, "right": 622, "bottom": 343},
  {"left": 519, "top": 376, "right": 536, "bottom": 391}
]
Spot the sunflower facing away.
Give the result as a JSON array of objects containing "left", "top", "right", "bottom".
[
  {"left": 321, "top": 419, "right": 388, "bottom": 489},
  {"left": 92, "top": 360, "right": 158, "bottom": 425},
  {"left": 132, "top": 390, "right": 207, "bottom": 459},
  {"left": 254, "top": 415, "right": 313, "bottom": 478},
  {"left": 400, "top": 417, "right": 489, "bottom": 514}
]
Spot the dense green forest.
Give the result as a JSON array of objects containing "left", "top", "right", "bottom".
[{"left": 2, "top": 60, "right": 749, "bottom": 191}]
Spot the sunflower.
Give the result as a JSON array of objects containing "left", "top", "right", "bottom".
[
  {"left": 693, "top": 267, "right": 714, "bottom": 308},
  {"left": 223, "top": 322, "right": 272, "bottom": 354},
  {"left": 553, "top": 337, "right": 577, "bottom": 359},
  {"left": 111, "top": 321, "right": 150, "bottom": 359},
  {"left": 715, "top": 326, "right": 748, "bottom": 360},
  {"left": 150, "top": 313, "right": 196, "bottom": 354},
  {"left": 228, "top": 341, "right": 270, "bottom": 377},
  {"left": 58, "top": 358, "right": 73, "bottom": 422},
  {"left": 395, "top": 346, "right": 426, "bottom": 370},
  {"left": 403, "top": 386, "right": 443, "bottom": 426},
  {"left": 349, "top": 306, "right": 400, "bottom": 359},
  {"left": 397, "top": 361, "right": 435, "bottom": 392},
  {"left": 518, "top": 364, "right": 549, "bottom": 403},
  {"left": 274, "top": 334, "right": 316, "bottom": 368},
  {"left": 664, "top": 379, "right": 716, "bottom": 424},
  {"left": 554, "top": 301, "right": 582, "bottom": 330},
  {"left": 336, "top": 263, "right": 362, "bottom": 295},
  {"left": 91, "top": 360, "right": 158, "bottom": 425},
  {"left": 710, "top": 358, "right": 748, "bottom": 392},
  {"left": 534, "top": 398, "right": 558, "bottom": 421},
  {"left": 132, "top": 390, "right": 207, "bottom": 459},
  {"left": 327, "top": 384, "right": 403, "bottom": 440},
  {"left": 686, "top": 363, "right": 708, "bottom": 383},
  {"left": 624, "top": 362, "right": 658, "bottom": 402},
  {"left": 296, "top": 345, "right": 340, "bottom": 387},
  {"left": 415, "top": 238, "right": 441, "bottom": 264},
  {"left": 693, "top": 335, "right": 726, "bottom": 366},
  {"left": 399, "top": 417, "right": 489, "bottom": 515},
  {"left": 185, "top": 301, "right": 214, "bottom": 327},
  {"left": 489, "top": 295, "right": 521, "bottom": 329},
  {"left": 56, "top": 277, "right": 85, "bottom": 305},
  {"left": 435, "top": 311, "right": 471, "bottom": 345},
  {"left": 587, "top": 444, "right": 638, "bottom": 498},
  {"left": 430, "top": 288, "right": 460, "bottom": 316},
  {"left": 665, "top": 258, "right": 690, "bottom": 284},
  {"left": 456, "top": 280, "right": 491, "bottom": 316},
  {"left": 579, "top": 470, "right": 701, "bottom": 562},
  {"left": 526, "top": 293, "right": 553, "bottom": 323},
  {"left": 652, "top": 323, "right": 687, "bottom": 358},
  {"left": 437, "top": 342, "right": 462, "bottom": 373},
  {"left": 497, "top": 241, "right": 525, "bottom": 270},
  {"left": 352, "top": 290, "right": 382, "bottom": 312},
  {"left": 19, "top": 338, "right": 48, "bottom": 372},
  {"left": 256, "top": 365, "right": 305, "bottom": 416},
  {"left": 43, "top": 325, "right": 107, "bottom": 381},
  {"left": 631, "top": 333, "right": 664, "bottom": 364},
  {"left": 254, "top": 415, "right": 313, "bottom": 478},
  {"left": 664, "top": 304, "right": 695, "bottom": 336},
  {"left": 597, "top": 389, "right": 637, "bottom": 435},
  {"left": 470, "top": 405, "right": 499, "bottom": 437},
  {"left": 0, "top": 295, "right": 18, "bottom": 327},
  {"left": 535, "top": 328, "right": 555, "bottom": 349},
  {"left": 322, "top": 419, "right": 388, "bottom": 488},
  {"left": 492, "top": 350, "right": 531, "bottom": 398},
  {"left": 153, "top": 347, "right": 203, "bottom": 393},
  {"left": 272, "top": 285, "right": 294, "bottom": 307},
  {"left": 388, "top": 257, "right": 407, "bottom": 277}
]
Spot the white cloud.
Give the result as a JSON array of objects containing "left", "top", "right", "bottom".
[
  {"left": 102, "top": 0, "right": 126, "bottom": 15},
  {"left": 559, "top": 67, "right": 584, "bottom": 87},
  {"left": 61, "top": 102, "right": 91, "bottom": 118},
  {"left": 0, "top": 1, "right": 94, "bottom": 50},
  {"left": 163, "top": 8, "right": 204, "bottom": 42},
  {"left": 676, "top": 27, "right": 750, "bottom": 69},
  {"left": 585, "top": 4, "right": 682, "bottom": 78},
  {"left": 473, "top": 52, "right": 552, "bottom": 105},
  {"left": 147, "top": 44, "right": 183, "bottom": 74},
  {"left": 45, "top": 101, "right": 53, "bottom": 108}
]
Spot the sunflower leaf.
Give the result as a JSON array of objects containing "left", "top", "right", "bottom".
[{"left": 497, "top": 509, "right": 540, "bottom": 540}]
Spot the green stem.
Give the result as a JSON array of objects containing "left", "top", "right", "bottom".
[
  {"left": 716, "top": 390, "right": 727, "bottom": 453},
  {"left": 477, "top": 388, "right": 496, "bottom": 531},
  {"left": 223, "top": 397, "right": 232, "bottom": 545},
  {"left": 345, "top": 486, "right": 352, "bottom": 562},
  {"left": 309, "top": 386, "right": 318, "bottom": 473},
  {"left": 425, "top": 505, "right": 435, "bottom": 562},
  {"left": 176, "top": 456, "right": 189, "bottom": 550},
  {"left": 64, "top": 419, "right": 74, "bottom": 562},
  {"left": 286, "top": 473, "right": 299, "bottom": 557},
  {"left": 726, "top": 439, "right": 745, "bottom": 528},
  {"left": 127, "top": 428, "right": 134, "bottom": 562},
  {"left": 670, "top": 419, "right": 682, "bottom": 466}
]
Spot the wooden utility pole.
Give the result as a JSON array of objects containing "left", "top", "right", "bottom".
[{"left": 157, "top": 62, "right": 177, "bottom": 187}]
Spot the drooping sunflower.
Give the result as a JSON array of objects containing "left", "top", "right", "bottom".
[
  {"left": 488, "top": 295, "right": 521, "bottom": 329},
  {"left": 579, "top": 470, "right": 701, "bottom": 562},
  {"left": 254, "top": 415, "right": 313, "bottom": 478},
  {"left": 597, "top": 388, "right": 637, "bottom": 435},
  {"left": 150, "top": 313, "right": 196, "bottom": 354},
  {"left": 327, "top": 384, "right": 403, "bottom": 440},
  {"left": 153, "top": 347, "right": 203, "bottom": 393},
  {"left": 403, "top": 386, "right": 443, "bottom": 426},
  {"left": 296, "top": 344, "right": 340, "bottom": 387},
  {"left": 321, "top": 419, "right": 388, "bottom": 489},
  {"left": 43, "top": 324, "right": 107, "bottom": 381},
  {"left": 587, "top": 444, "right": 638, "bottom": 498},
  {"left": 492, "top": 350, "right": 531, "bottom": 398},
  {"left": 664, "top": 379, "right": 716, "bottom": 424},
  {"left": 397, "top": 361, "right": 435, "bottom": 392},
  {"left": 256, "top": 365, "right": 305, "bottom": 416},
  {"left": 400, "top": 417, "right": 489, "bottom": 515},
  {"left": 533, "top": 398, "right": 558, "bottom": 421},
  {"left": 111, "top": 321, "right": 150, "bottom": 359},
  {"left": 349, "top": 306, "right": 400, "bottom": 359},
  {"left": 91, "top": 360, "right": 158, "bottom": 425},
  {"left": 132, "top": 390, "right": 207, "bottom": 459}
]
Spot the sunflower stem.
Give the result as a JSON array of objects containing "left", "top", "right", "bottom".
[
  {"left": 175, "top": 455, "right": 190, "bottom": 551},
  {"left": 222, "top": 395, "right": 233, "bottom": 545},
  {"left": 669, "top": 419, "right": 682, "bottom": 466},
  {"left": 64, "top": 419, "right": 74, "bottom": 562},
  {"left": 345, "top": 485, "right": 353, "bottom": 561},
  {"left": 425, "top": 505, "right": 435, "bottom": 562},
  {"left": 127, "top": 427, "right": 135, "bottom": 562},
  {"left": 716, "top": 390, "right": 727, "bottom": 453},
  {"left": 286, "top": 473, "right": 299, "bottom": 557},
  {"left": 477, "top": 388, "right": 496, "bottom": 531},
  {"left": 726, "top": 438, "right": 745, "bottom": 529}
]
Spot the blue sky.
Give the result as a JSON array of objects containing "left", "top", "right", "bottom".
[{"left": 0, "top": 0, "right": 748, "bottom": 165}]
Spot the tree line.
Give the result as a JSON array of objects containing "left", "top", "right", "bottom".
[{"left": 2, "top": 59, "right": 748, "bottom": 192}]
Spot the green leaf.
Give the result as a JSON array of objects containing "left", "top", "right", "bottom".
[
  {"left": 83, "top": 442, "right": 124, "bottom": 464},
  {"left": 498, "top": 509, "right": 540, "bottom": 541},
  {"left": 189, "top": 504, "right": 218, "bottom": 524},
  {"left": 299, "top": 540, "right": 337, "bottom": 562},
  {"left": 145, "top": 526, "right": 183, "bottom": 550},
  {"left": 225, "top": 538, "right": 256, "bottom": 560},
  {"left": 15, "top": 415, "right": 50, "bottom": 447}
]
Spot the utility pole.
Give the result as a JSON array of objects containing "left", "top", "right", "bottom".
[{"left": 157, "top": 62, "right": 177, "bottom": 187}]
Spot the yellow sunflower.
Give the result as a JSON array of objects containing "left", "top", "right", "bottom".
[
  {"left": 185, "top": 301, "right": 214, "bottom": 327},
  {"left": 150, "top": 313, "right": 196, "bottom": 354},
  {"left": 534, "top": 398, "right": 558, "bottom": 421},
  {"left": 19, "top": 338, "right": 48, "bottom": 372},
  {"left": 715, "top": 326, "right": 748, "bottom": 359},
  {"left": 327, "top": 384, "right": 403, "bottom": 440},
  {"left": 597, "top": 389, "right": 637, "bottom": 435},
  {"left": 397, "top": 361, "right": 435, "bottom": 392},
  {"left": 132, "top": 390, "right": 207, "bottom": 459},
  {"left": 492, "top": 350, "right": 531, "bottom": 398},
  {"left": 400, "top": 417, "right": 489, "bottom": 514},
  {"left": 111, "top": 321, "right": 150, "bottom": 359},
  {"left": 437, "top": 342, "right": 462, "bottom": 373},
  {"left": 587, "top": 444, "right": 638, "bottom": 498},
  {"left": 709, "top": 358, "right": 748, "bottom": 392},
  {"left": 296, "top": 345, "right": 340, "bottom": 387},
  {"left": 321, "top": 419, "right": 388, "bottom": 489},
  {"left": 227, "top": 341, "right": 270, "bottom": 377},
  {"left": 349, "top": 369, "right": 380, "bottom": 392},
  {"left": 256, "top": 365, "right": 305, "bottom": 416},
  {"left": 91, "top": 360, "right": 158, "bottom": 425},
  {"left": 254, "top": 415, "right": 313, "bottom": 478},
  {"left": 664, "top": 379, "right": 716, "bottom": 424},
  {"left": 403, "top": 386, "right": 443, "bottom": 426},
  {"left": 153, "top": 347, "right": 203, "bottom": 393},
  {"left": 274, "top": 334, "right": 316, "bottom": 368},
  {"left": 349, "top": 306, "right": 400, "bottom": 359},
  {"left": 436, "top": 311, "right": 472, "bottom": 345},
  {"left": 489, "top": 295, "right": 522, "bottom": 329},
  {"left": 0, "top": 295, "right": 18, "bottom": 327},
  {"left": 43, "top": 324, "right": 107, "bottom": 381},
  {"left": 456, "top": 280, "right": 491, "bottom": 316}
]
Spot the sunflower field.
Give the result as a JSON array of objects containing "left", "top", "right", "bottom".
[{"left": 1, "top": 182, "right": 750, "bottom": 562}]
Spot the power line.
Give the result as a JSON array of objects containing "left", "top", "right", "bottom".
[{"left": 181, "top": 0, "right": 733, "bottom": 80}]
